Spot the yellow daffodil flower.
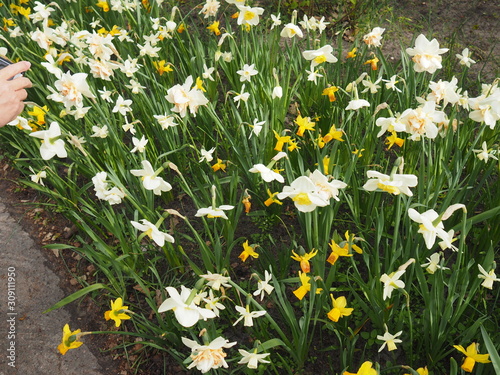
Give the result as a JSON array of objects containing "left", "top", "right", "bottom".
[
  {"left": 104, "top": 298, "right": 132, "bottom": 327},
  {"left": 322, "top": 156, "right": 331, "bottom": 175},
  {"left": 177, "top": 23, "right": 185, "bottom": 33},
  {"left": 364, "top": 56, "right": 379, "bottom": 70},
  {"left": 287, "top": 138, "right": 300, "bottom": 151},
  {"left": 385, "top": 131, "right": 404, "bottom": 149},
  {"left": 327, "top": 294, "right": 353, "bottom": 322},
  {"left": 153, "top": 60, "right": 173, "bottom": 76},
  {"left": 211, "top": 158, "right": 227, "bottom": 172},
  {"left": 343, "top": 361, "right": 377, "bottom": 375},
  {"left": 404, "top": 367, "right": 428, "bottom": 375},
  {"left": 207, "top": 21, "right": 221, "bottom": 36},
  {"left": 293, "top": 271, "right": 311, "bottom": 300},
  {"left": 3, "top": 17, "right": 15, "bottom": 31},
  {"left": 453, "top": 343, "right": 491, "bottom": 373},
  {"left": 194, "top": 77, "right": 206, "bottom": 92},
  {"left": 57, "top": 324, "right": 84, "bottom": 355},
  {"left": 264, "top": 189, "right": 282, "bottom": 207},
  {"left": 323, "top": 125, "right": 344, "bottom": 143},
  {"left": 322, "top": 86, "right": 339, "bottom": 102},
  {"left": 346, "top": 47, "right": 357, "bottom": 59},
  {"left": 352, "top": 148, "right": 365, "bottom": 157},
  {"left": 96, "top": 0, "right": 109, "bottom": 12},
  {"left": 273, "top": 131, "right": 291, "bottom": 151},
  {"left": 291, "top": 249, "right": 318, "bottom": 273},
  {"left": 326, "top": 239, "right": 352, "bottom": 265},
  {"left": 108, "top": 25, "right": 121, "bottom": 36},
  {"left": 295, "top": 114, "right": 315, "bottom": 137},
  {"left": 28, "top": 105, "right": 48, "bottom": 126},
  {"left": 239, "top": 240, "right": 259, "bottom": 262},
  {"left": 345, "top": 231, "right": 363, "bottom": 254}
]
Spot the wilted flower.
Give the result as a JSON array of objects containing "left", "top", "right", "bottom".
[
  {"left": 182, "top": 336, "right": 236, "bottom": 373},
  {"left": 406, "top": 34, "right": 448, "bottom": 73}
]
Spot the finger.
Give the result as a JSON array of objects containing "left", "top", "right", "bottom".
[
  {"left": 0, "top": 61, "right": 31, "bottom": 80},
  {"left": 11, "top": 76, "right": 33, "bottom": 90},
  {"left": 18, "top": 88, "right": 28, "bottom": 101}
]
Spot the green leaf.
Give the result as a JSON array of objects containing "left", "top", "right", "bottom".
[
  {"left": 257, "top": 339, "right": 287, "bottom": 352},
  {"left": 43, "top": 244, "right": 78, "bottom": 250},
  {"left": 43, "top": 283, "right": 109, "bottom": 313},
  {"left": 480, "top": 326, "right": 500, "bottom": 373}
]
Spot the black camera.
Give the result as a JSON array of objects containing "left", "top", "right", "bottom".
[{"left": 0, "top": 56, "right": 24, "bottom": 79}]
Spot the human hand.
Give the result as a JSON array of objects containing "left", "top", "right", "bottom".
[{"left": 0, "top": 61, "right": 32, "bottom": 127}]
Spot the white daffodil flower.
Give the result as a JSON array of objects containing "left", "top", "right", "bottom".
[
  {"left": 130, "top": 160, "right": 172, "bottom": 195},
  {"left": 377, "top": 325, "right": 403, "bottom": 352},
  {"left": 406, "top": 34, "right": 448, "bottom": 74},
  {"left": 278, "top": 176, "right": 329, "bottom": 212},
  {"left": 238, "top": 349, "right": 271, "bottom": 369},
  {"left": 249, "top": 164, "right": 284, "bottom": 183},
  {"left": 30, "top": 121, "right": 67, "bottom": 160},
  {"left": 181, "top": 336, "right": 236, "bottom": 373},
  {"left": 130, "top": 219, "right": 174, "bottom": 246},
  {"left": 363, "top": 170, "right": 418, "bottom": 197},
  {"left": 158, "top": 286, "right": 216, "bottom": 328},
  {"left": 233, "top": 305, "right": 266, "bottom": 327}
]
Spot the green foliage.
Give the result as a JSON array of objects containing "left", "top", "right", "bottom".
[{"left": 0, "top": 0, "right": 499, "bottom": 373}]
